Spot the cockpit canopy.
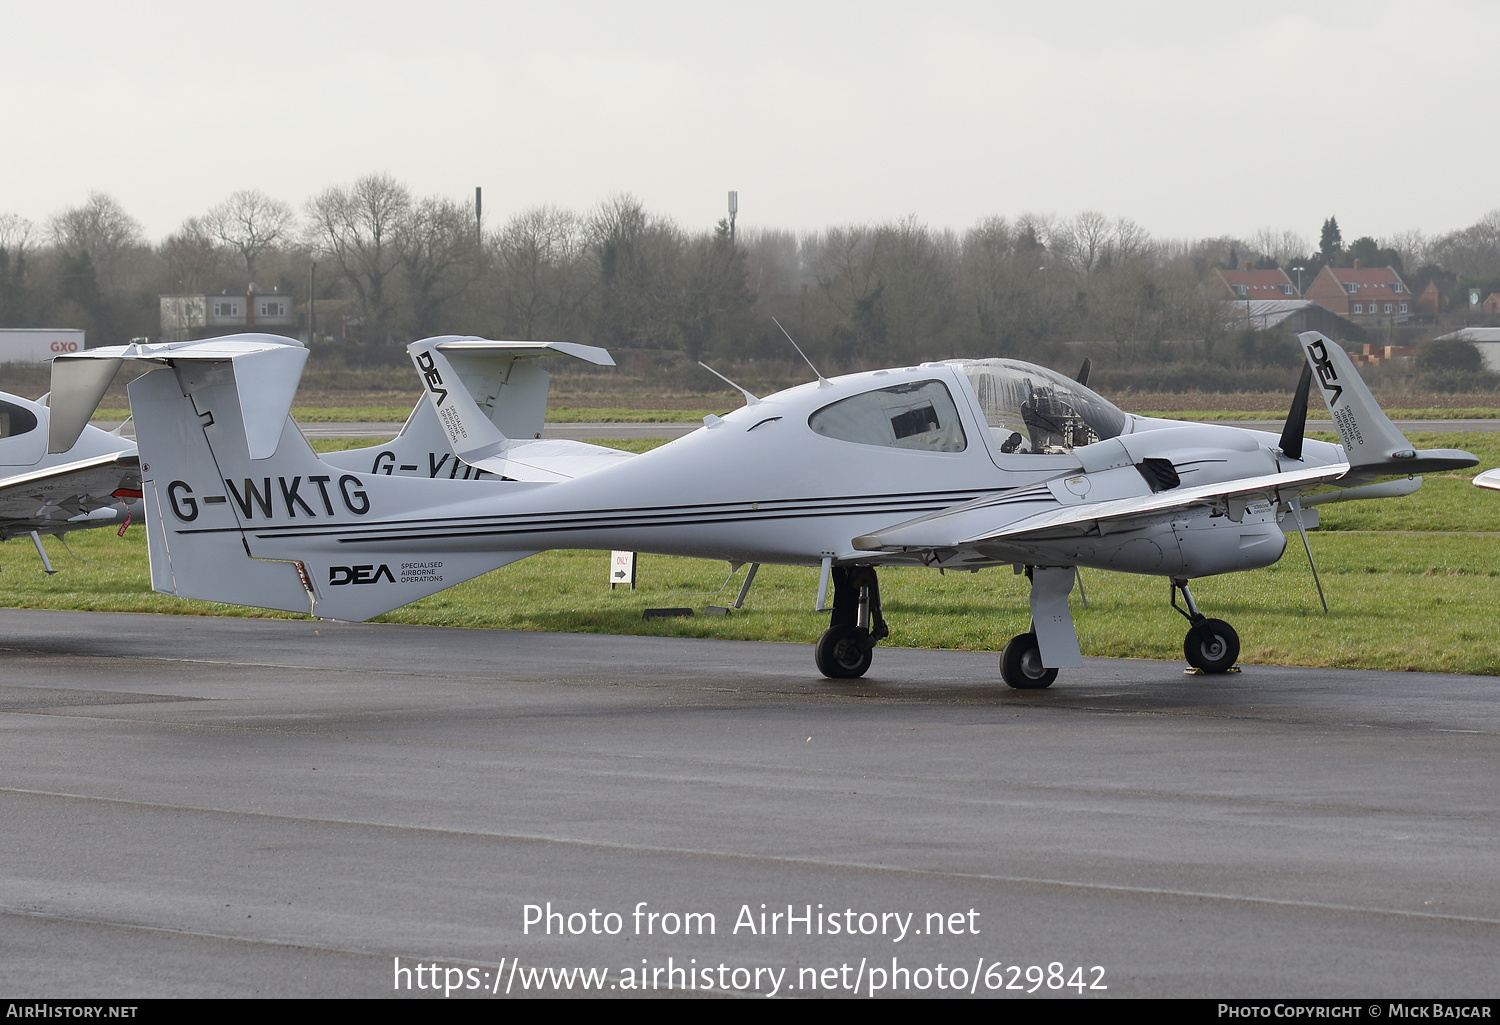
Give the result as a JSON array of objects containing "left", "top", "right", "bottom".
[{"left": 941, "top": 358, "right": 1129, "bottom": 455}]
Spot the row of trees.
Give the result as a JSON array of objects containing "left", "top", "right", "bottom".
[{"left": 3, "top": 182, "right": 1499, "bottom": 377}]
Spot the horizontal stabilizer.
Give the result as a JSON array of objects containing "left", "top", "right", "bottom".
[
  {"left": 50, "top": 335, "right": 307, "bottom": 459},
  {"left": 408, "top": 336, "right": 631, "bottom": 480}
]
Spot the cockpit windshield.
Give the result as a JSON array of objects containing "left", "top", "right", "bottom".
[{"left": 942, "top": 358, "right": 1128, "bottom": 455}]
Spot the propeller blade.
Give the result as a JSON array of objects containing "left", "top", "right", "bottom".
[{"left": 1280, "top": 363, "right": 1313, "bottom": 461}]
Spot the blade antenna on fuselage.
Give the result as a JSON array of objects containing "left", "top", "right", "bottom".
[
  {"left": 1279, "top": 364, "right": 1313, "bottom": 461},
  {"left": 1075, "top": 357, "right": 1092, "bottom": 386},
  {"left": 696, "top": 362, "right": 760, "bottom": 405},
  {"left": 773, "top": 317, "right": 830, "bottom": 388}
]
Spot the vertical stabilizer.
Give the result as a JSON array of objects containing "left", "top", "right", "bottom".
[
  {"left": 119, "top": 347, "right": 545, "bottom": 621},
  {"left": 1296, "top": 331, "right": 1476, "bottom": 474}
]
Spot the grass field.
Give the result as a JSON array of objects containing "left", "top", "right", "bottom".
[{"left": 7, "top": 432, "right": 1500, "bottom": 676}]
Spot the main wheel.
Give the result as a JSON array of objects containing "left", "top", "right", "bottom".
[
  {"left": 814, "top": 625, "right": 873, "bottom": 679},
  {"left": 1001, "top": 632, "right": 1057, "bottom": 689},
  {"left": 1184, "top": 618, "right": 1239, "bottom": 673}
]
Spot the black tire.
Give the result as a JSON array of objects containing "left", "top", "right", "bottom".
[
  {"left": 815, "top": 625, "right": 872, "bottom": 679},
  {"left": 1001, "top": 632, "right": 1057, "bottom": 689},
  {"left": 1184, "top": 618, "right": 1239, "bottom": 673}
]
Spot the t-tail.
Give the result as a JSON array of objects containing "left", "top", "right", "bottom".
[
  {"left": 1295, "top": 332, "right": 1475, "bottom": 476},
  {"left": 48, "top": 335, "right": 550, "bottom": 621}
]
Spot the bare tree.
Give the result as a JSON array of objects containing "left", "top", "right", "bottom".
[
  {"left": 46, "top": 192, "right": 144, "bottom": 290},
  {"left": 1249, "top": 227, "right": 1310, "bottom": 268},
  {"left": 868, "top": 216, "right": 957, "bottom": 362},
  {"left": 0, "top": 213, "right": 32, "bottom": 256},
  {"left": 959, "top": 216, "right": 1073, "bottom": 361},
  {"left": 395, "top": 195, "right": 483, "bottom": 338},
  {"left": 586, "top": 194, "right": 684, "bottom": 350},
  {"left": 205, "top": 189, "right": 294, "bottom": 281},
  {"left": 159, "top": 216, "right": 230, "bottom": 294},
  {"left": 1052, "top": 210, "right": 1114, "bottom": 284},
  {"left": 676, "top": 219, "right": 752, "bottom": 361},
  {"left": 1429, "top": 210, "right": 1500, "bottom": 279},
  {"left": 809, "top": 224, "right": 884, "bottom": 361},
  {"left": 1386, "top": 228, "right": 1430, "bottom": 275},
  {"left": 305, "top": 174, "right": 412, "bottom": 346},
  {"left": 495, "top": 205, "right": 589, "bottom": 339}
]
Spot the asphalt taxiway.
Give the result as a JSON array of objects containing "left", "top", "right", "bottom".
[{"left": 2, "top": 609, "right": 1498, "bottom": 998}]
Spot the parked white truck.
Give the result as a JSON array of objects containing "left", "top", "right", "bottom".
[{"left": 0, "top": 329, "right": 86, "bottom": 362}]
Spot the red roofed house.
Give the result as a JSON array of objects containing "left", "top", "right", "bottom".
[
  {"left": 1303, "top": 262, "right": 1413, "bottom": 325},
  {"left": 1216, "top": 262, "right": 1300, "bottom": 300}
]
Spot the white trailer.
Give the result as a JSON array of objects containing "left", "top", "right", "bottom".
[{"left": 0, "top": 329, "right": 87, "bottom": 362}]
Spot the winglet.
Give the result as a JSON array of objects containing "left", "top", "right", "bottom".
[{"left": 1296, "top": 332, "right": 1476, "bottom": 474}]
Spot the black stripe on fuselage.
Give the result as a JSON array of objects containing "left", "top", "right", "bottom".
[{"left": 170, "top": 487, "right": 1016, "bottom": 543}]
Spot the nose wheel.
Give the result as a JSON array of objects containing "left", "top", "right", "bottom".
[
  {"left": 814, "top": 566, "right": 886, "bottom": 679},
  {"left": 1172, "top": 579, "right": 1240, "bottom": 674},
  {"left": 815, "top": 624, "right": 874, "bottom": 678}
]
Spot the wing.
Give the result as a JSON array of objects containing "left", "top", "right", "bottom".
[
  {"left": 0, "top": 451, "right": 142, "bottom": 540},
  {"left": 853, "top": 462, "right": 1349, "bottom": 554}
]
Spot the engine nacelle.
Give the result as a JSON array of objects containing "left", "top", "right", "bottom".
[{"left": 1067, "top": 503, "right": 1287, "bottom": 578}]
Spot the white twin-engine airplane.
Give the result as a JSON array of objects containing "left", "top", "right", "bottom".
[
  {"left": 47, "top": 331, "right": 1474, "bottom": 689},
  {"left": 1, "top": 389, "right": 141, "bottom": 570}
]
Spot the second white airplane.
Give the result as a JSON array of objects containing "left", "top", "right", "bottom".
[{"left": 47, "top": 331, "right": 1473, "bottom": 688}]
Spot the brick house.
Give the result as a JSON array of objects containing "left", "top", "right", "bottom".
[
  {"left": 1215, "top": 263, "right": 1300, "bottom": 300},
  {"left": 1302, "top": 263, "right": 1413, "bottom": 325}
]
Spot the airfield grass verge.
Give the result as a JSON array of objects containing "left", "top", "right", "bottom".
[{"left": 8, "top": 530, "right": 1500, "bottom": 675}]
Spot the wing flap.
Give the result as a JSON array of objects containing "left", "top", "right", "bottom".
[{"left": 0, "top": 451, "right": 141, "bottom": 537}]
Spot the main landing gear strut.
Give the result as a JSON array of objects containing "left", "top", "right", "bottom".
[
  {"left": 999, "top": 565, "right": 1084, "bottom": 690},
  {"left": 814, "top": 566, "right": 888, "bottom": 678},
  {"left": 1171, "top": 578, "right": 1240, "bottom": 673}
]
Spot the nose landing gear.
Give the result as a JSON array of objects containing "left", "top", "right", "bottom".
[
  {"left": 1171, "top": 578, "right": 1240, "bottom": 673},
  {"left": 813, "top": 566, "right": 887, "bottom": 679}
]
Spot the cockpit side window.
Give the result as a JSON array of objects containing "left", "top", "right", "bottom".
[
  {"left": 808, "top": 380, "right": 967, "bottom": 453},
  {"left": 0, "top": 400, "right": 39, "bottom": 440}
]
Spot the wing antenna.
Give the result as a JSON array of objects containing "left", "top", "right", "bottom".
[
  {"left": 1279, "top": 363, "right": 1313, "bottom": 461},
  {"left": 773, "top": 317, "right": 830, "bottom": 388}
]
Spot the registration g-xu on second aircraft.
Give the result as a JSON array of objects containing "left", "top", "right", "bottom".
[{"left": 47, "top": 331, "right": 1475, "bottom": 688}]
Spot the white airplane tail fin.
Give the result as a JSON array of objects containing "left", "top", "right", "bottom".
[
  {"left": 406, "top": 337, "right": 634, "bottom": 482},
  {"left": 53, "top": 336, "right": 543, "bottom": 621},
  {"left": 1296, "top": 332, "right": 1475, "bottom": 475}
]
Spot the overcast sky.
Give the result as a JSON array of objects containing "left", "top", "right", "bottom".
[{"left": 2, "top": 0, "right": 1495, "bottom": 247}]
